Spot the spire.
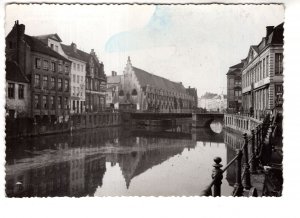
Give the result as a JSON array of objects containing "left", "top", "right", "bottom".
[
  {"left": 127, "top": 56, "right": 132, "bottom": 67},
  {"left": 125, "top": 56, "right": 132, "bottom": 73}
]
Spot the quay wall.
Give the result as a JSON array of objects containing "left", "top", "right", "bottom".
[
  {"left": 224, "top": 113, "right": 262, "bottom": 134},
  {"left": 6, "top": 112, "right": 122, "bottom": 139}
]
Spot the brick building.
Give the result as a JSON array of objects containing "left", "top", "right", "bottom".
[
  {"left": 120, "top": 57, "right": 194, "bottom": 112},
  {"left": 226, "top": 61, "right": 243, "bottom": 112},
  {"left": 6, "top": 21, "right": 72, "bottom": 124},
  {"left": 5, "top": 60, "right": 31, "bottom": 118},
  {"left": 35, "top": 34, "right": 88, "bottom": 114},
  {"left": 85, "top": 49, "right": 107, "bottom": 112},
  {"left": 242, "top": 23, "right": 284, "bottom": 118}
]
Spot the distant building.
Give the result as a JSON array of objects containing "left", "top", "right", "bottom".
[
  {"left": 6, "top": 21, "right": 72, "bottom": 124},
  {"left": 226, "top": 61, "right": 243, "bottom": 112},
  {"left": 119, "top": 57, "right": 194, "bottom": 112},
  {"left": 185, "top": 86, "right": 198, "bottom": 110},
  {"left": 5, "top": 60, "right": 30, "bottom": 118},
  {"left": 242, "top": 23, "right": 284, "bottom": 117},
  {"left": 199, "top": 92, "right": 227, "bottom": 112},
  {"left": 106, "top": 71, "right": 122, "bottom": 109}
]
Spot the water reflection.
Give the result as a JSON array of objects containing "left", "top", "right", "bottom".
[
  {"left": 224, "top": 130, "right": 244, "bottom": 187},
  {"left": 6, "top": 124, "right": 242, "bottom": 197}
]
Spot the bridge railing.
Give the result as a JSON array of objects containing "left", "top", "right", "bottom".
[{"left": 201, "top": 114, "right": 273, "bottom": 197}]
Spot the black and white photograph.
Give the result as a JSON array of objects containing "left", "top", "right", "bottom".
[{"left": 3, "top": 2, "right": 286, "bottom": 198}]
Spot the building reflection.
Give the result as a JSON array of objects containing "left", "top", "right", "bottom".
[
  {"left": 224, "top": 129, "right": 244, "bottom": 187},
  {"left": 6, "top": 124, "right": 225, "bottom": 197}
]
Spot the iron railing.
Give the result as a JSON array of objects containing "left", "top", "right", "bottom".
[{"left": 201, "top": 113, "right": 274, "bottom": 197}]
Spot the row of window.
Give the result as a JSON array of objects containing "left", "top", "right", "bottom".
[
  {"left": 243, "top": 53, "right": 283, "bottom": 88},
  {"left": 72, "top": 63, "right": 84, "bottom": 72},
  {"left": 243, "top": 55, "right": 269, "bottom": 88},
  {"left": 35, "top": 58, "right": 69, "bottom": 73},
  {"left": 72, "top": 74, "right": 84, "bottom": 84},
  {"left": 72, "top": 86, "right": 84, "bottom": 97},
  {"left": 34, "top": 94, "right": 68, "bottom": 110},
  {"left": 7, "top": 83, "right": 24, "bottom": 99},
  {"left": 34, "top": 74, "right": 69, "bottom": 92},
  {"left": 234, "top": 90, "right": 242, "bottom": 97},
  {"left": 86, "top": 78, "right": 104, "bottom": 91}
]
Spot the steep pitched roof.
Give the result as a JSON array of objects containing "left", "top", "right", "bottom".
[
  {"left": 24, "top": 35, "right": 70, "bottom": 62},
  {"left": 6, "top": 61, "right": 29, "bottom": 83},
  {"left": 132, "top": 67, "right": 187, "bottom": 94},
  {"left": 229, "top": 62, "right": 244, "bottom": 69},
  {"left": 61, "top": 44, "right": 90, "bottom": 62},
  {"left": 267, "top": 23, "right": 284, "bottom": 44},
  {"left": 35, "top": 33, "right": 62, "bottom": 42},
  {"left": 251, "top": 45, "right": 259, "bottom": 53},
  {"left": 227, "top": 61, "right": 243, "bottom": 75}
]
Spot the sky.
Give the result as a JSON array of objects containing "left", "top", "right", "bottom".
[{"left": 5, "top": 4, "right": 284, "bottom": 97}]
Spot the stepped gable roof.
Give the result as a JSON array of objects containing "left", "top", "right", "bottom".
[
  {"left": 132, "top": 66, "right": 187, "bottom": 94},
  {"left": 61, "top": 43, "right": 90, "bottom": 62},
  {"left": 24, "top": 35, "right": 70, "bottom": 62},
  {"left": 6, "top": 61, "right": 29, "bottom": 83}
]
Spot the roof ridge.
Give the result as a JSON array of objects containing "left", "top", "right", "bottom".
[
  {"left": 24, "top": 34, "right": 70, "bottom": 62},
  {"left": 132, "top": 66, "right": 183, "bottom": 88}
]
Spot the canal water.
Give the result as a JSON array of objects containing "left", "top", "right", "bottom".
[{"left": 5, "top": 122, "right": 244, "bottom": 197}]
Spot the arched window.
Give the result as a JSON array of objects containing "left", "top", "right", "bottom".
[
  {"left": 132, "top": 89, "right": 137, "bottom": 96},
  {"left": 119, "top": 90, "right": 124, "bottom": 96}
]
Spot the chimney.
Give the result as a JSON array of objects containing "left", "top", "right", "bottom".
[
  {"left": 14, "top": 20, "right": 25, "bottom": 41},
  {"left": 90, "top": 49, "right": 95, "bottom": 55},
  {"left": 71, "top": 42, "right": 77, "bottom": 52},
  {"left": 266, "top": 26, "right": 274, "bottom": 37},
  {"left": 112, "top": 71, "right": 117, "bottom": 76}
]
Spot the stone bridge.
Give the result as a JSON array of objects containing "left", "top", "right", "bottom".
[
  {"left": 192, "top": 113, "right": 224, "bottom": 128},
  {"left": 130, "top": 112, "right": 224, "bottom": 128}
]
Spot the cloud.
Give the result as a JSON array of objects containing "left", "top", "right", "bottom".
[{"left": 105, "top": 6, "right": 174, "bottom": 52}]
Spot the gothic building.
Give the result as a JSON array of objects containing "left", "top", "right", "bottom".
[{"left": 119, "top": 57, "right": 194, "bottom": 113}]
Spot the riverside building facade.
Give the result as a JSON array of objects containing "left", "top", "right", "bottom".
[
  {"left": 241, "top": 23, "right": 284, "bottom": 117},
  {"left": 226, "top": 62, "right": 243, "bottom": 112},
  {"left": 85, "top": 49, "right": 107, "bottom": 112},
  {"left": 6, "top": 21, "right": 72, "bottom": 124},
  {"left": 119, "top": 57, "right": 194, "bottom": 113},
  {"left": 36, "top": 34, "right": 88, "bottom": 114},
  {"left": 5, "top": 60, "right": 31, "bottom": 118},
  {"left": 61, "top": 43, "right": 87, "bottom": 114}
]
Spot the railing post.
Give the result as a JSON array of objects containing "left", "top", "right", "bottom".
[
  {"left": 271, "top": 124, "right": 276, "bottom": 151},
  {"left": 260, "top": 124, "right": 263, "bottom": 146},
  {"left": 233, "top": 149, "right": 243, "bottom": 196},
  {"left": 212, "top": 157, "right": 223, "bottom": 197},
  {"left": 242, "top": 133, "right": 251, "bottom": 189},
  {"left": 256, "top": 126, "right": 260, "bottom": 154},
  {"left": 250, "top": 129, "right": 257, "bottom": 174}
]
